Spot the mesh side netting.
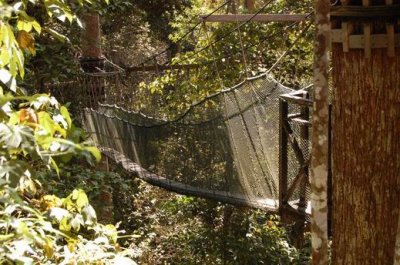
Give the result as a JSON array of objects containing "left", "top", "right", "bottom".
[
  {"left": 286, "top": 105, "right": 312, "bottom": 208},
  {"left": 82, "top": 73, "right": 311, "bottom": 210}
]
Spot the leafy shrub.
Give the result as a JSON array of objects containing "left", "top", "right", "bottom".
[{"left": 0, "top": 93, "right": 136, "bottom": 264}]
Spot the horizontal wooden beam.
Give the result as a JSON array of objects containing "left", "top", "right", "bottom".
[
  {"left": 331, "top": 5, "right": 400, "bottom": 18},
  {"left": 200, "top": 14, "right": 309, "bottom": 23},
  {"left": 280, "top": 94, "right": 313, "bottom": 107},
  {"left": 127, "top": 63, "right": 199, "bottom": 72},
  {"left": 331, "top": 29, "right": 400, "bottom": 49}
]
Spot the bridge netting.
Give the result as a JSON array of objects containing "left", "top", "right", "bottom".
[{"left": 80, "top": 69, "right": 311, "bottom": 211}]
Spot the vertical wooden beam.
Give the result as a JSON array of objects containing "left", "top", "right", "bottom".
[
  {"left": 386, "top": 0, "right": 395, "bottom": 57},
  {"left": 340, "top": 0, "right": 351, "bottom": 53},
  {"left": 311, "top": 0, "right": 330, "bottom": 264},
  {"left": 299, "top": 100, "right": 310, "bottom": 209},
  {"left": 362, "top": 0, "right": 372, "bottom": 58},
  {"left": 279, "top": 99, "right": 289, "bottom": 219}
]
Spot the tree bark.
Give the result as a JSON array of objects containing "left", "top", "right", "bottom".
[
  {"left": 331, "top": 46, "right": 400, "bottom": 264},
  {"left": 81, "top": 13, "right": 102, "bottom": 59},
  {"left": 310, "top": 0, "right": 330, "bottom": 264}
]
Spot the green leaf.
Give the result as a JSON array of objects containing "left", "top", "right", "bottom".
[
  {"left": 50, "top": 157, "right": 60, "bottom": 176},
  {"left": 85, "top": 146, "right": 101, "bottom": 162},
  {"left": 0, "top": 233, "right": 14, "bottom": 241},
  {"left": 37, "top": 111, "right": 66, "bottom": 138},
  {"left": 82, "top": 205, "right": 97, "bottom": 225},
  {"left": 0, "top": 124, "right": 37, "bottom": 154},
  {"left": 70, "top": 214, "right": 84, "bottom": 231},
  {"left": 59, "top": 217, "right": 71, "bottom": 232},
  {"left": 17, "top": 19, "right": 33, "bottom": 32},
  {"left": 60, "top": 106, "right": 72, "bottom": 128},
  {"left": 72, "top": 189, "right": 89, "bottom": 212},
  {"left": 50, "top": 207, "right": 71, "bottom": 222},
  {"left": 0, "top": 160, "right": 30, "bottom": 186}
]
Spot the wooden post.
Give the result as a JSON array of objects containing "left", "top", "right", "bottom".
[
  {"left": 385, "top": 0, "right": 395, "bottom": 57},
  {"left": 299, "top": 96, "right": 310, "bottom": 210},
  {"left": 279, "top": 99, "right": 289, "bottom": 220},
  {"left": 362, "top": 0, "right": 371, "bottom": 58},
  {"left": 310, "top": 0, "right": 330, "bottom": 264}
]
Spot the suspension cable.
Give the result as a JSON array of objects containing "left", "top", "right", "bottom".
[
  {"left": 168, "top": 0, "right": 275, "bottom": 67},
  {"left": 131, "top": 0, "right": 233, "bottom": 68}
]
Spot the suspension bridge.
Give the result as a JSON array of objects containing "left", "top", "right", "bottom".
[{"left": 48, "top": 1, "right": 322, "bottom": 222}]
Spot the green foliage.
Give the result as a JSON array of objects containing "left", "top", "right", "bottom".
[
  {"left": 38, "top": 163, "right": 139, "bottom": 231},
  {"left": 133, "top": 0, "right": 313, "bottom": 115},
  {"left": 0, "top": 92, "right": 136, "bottom": 264},
  {"left": 0, "top": 93, "right": 99, "bottom": 181},
  {"left": 0, "top": 0, "right": 110, "bottom": 91},
  {"left": 0, "top": 1, "right": 138, "bottom": 264},
  {"left": 0, "top": 184, "right": 136, "bottom": 264},
  {"left": 127, "top": 186, "right": 311, "bottom": 264}
]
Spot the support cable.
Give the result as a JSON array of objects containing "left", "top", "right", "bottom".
[
  {"left": 132, "top": 0, "right": 233, "bottom": 68},
  {"left": 168, "top": 0, "right": 275, "bottom": 66},
  {"left": 234, "top": 10, "right": 250, "bottom": 79},
  {"left": 267, "top": 21, "right": 313, "bottom": 74}
]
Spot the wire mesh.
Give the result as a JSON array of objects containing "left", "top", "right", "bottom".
[{"left": 82, "top": 71, "right": 312, "bottom": 211}]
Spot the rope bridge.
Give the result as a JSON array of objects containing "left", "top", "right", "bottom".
[
  {"left": 80, "top": 72, "right": 311, "bottom": 214},
  {"left": 47, "top": 1, "right": 314, "bottom": 217}
]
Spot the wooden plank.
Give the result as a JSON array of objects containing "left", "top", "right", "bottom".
[
  {"left": 342, "top": 22, "right": 350, "bottom": 52},
  {"left": 200, "top": 14, "right": 308, "bottom": 23},
  {"left": 280, "top": 94, "right": 313, "bottom": 106},
  {"left": 127, "top": 64, "right": 199, "bottom": 72},
  {"left": 331, "top": 30, "right": 400, "bottom": 49},
  {"left": 331, "top": 5, "right": 400, "bottom": 18},
  {"left": 289, "top": 117, "right": 312, "bottom": 126}
]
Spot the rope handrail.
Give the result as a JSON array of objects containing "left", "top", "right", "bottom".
[{"left": 93, "top": 74, "right": 282, "bottom": 126}]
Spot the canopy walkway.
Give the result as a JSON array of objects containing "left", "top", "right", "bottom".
[
  {"left": 79, "top": 72, "right": 313, "bottom": 217},
  {"left": 47, "top": 1, "right": 317, "bottom": 219}
]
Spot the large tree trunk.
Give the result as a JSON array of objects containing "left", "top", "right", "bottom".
[{"left": 331, "top": 45, "right": 400, "bottom": 264}]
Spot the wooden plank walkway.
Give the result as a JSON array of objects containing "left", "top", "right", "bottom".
[{"left": 100, "top": 147, "right": 311, "bottom": 214}]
